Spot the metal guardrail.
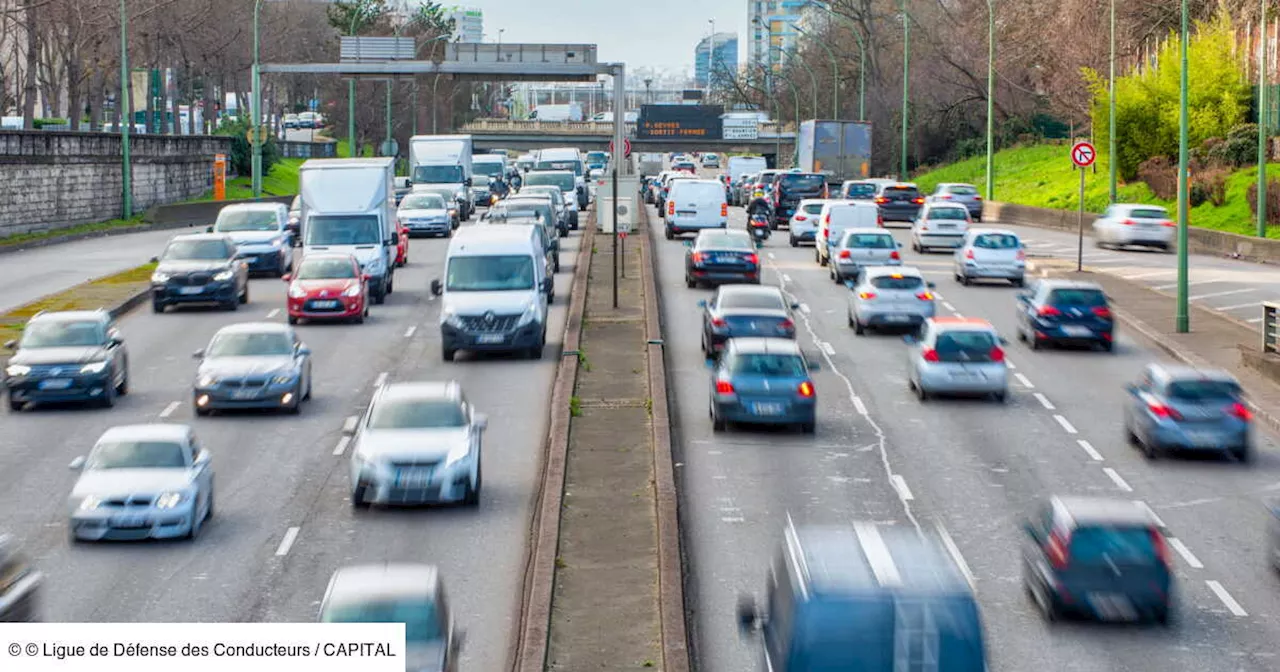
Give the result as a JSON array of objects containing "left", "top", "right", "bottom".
[
  {"left": 1264, "top": 302, "right": 1280, "bottom": 353},
  {"left": 278, "top": 141, "right": 337, "bottom": 158}
]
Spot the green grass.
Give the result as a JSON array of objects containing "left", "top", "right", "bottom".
[
  {"left": 0, "top": 262, "right": 157, "bottom": 354},
  {"left": 0, "top": 214, "right": 148, "bottom": 249},
  {"left": 203, "top": 158, "right": 305, "bottom": 201},
  {"left": 335, "top": 139, "right": 375, "bottom": 158},
  {"left": 914, "top": 143, "right": 1280, "bottom": 239}
]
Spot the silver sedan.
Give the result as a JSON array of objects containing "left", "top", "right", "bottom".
[{"left": 847, "top": 267, "right": 936, "bottom": 335}]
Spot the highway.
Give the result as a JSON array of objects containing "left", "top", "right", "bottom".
[
  {"left": 0, "top": 212, "right": 582, "bottom": 672},
  {"left": 656, "top": 196, "right": 1280, "bottom": 671}
]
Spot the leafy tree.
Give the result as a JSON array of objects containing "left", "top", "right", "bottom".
[
  {"left": 215, "top": 116, "right": 279, "bottom": 179},
  {"left": 326, "top": 0, "right": 390, "bottom": 35}
]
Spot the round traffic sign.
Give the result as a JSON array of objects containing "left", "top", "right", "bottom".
[
  {"left": 1071, "top": 141, "right": 1096, "bottom": 168},
  {"left": 608, "top": 138, "right": 633, "bottom": 158},
  {"left": 379, "top": 139, "right": 400, "bottom": 157}
]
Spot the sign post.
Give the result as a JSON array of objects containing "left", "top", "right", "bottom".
[
  {"left": 1070, "top": 141, "right": 1096, "bottom": 272},
  {"left": 213, "top": 153, "right": 227, "bottom": 201}
]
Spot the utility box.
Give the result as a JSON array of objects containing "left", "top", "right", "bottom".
[{"left": 596, "top": 176, "right": 640, "bottom": 233}]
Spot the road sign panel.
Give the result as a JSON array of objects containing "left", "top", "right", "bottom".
[
  {"left": 1071, "top": 141, "right": 1096, "bottom": 168},
  {"left": 608, "top": 139, "right": 632, "bottom": 157}
]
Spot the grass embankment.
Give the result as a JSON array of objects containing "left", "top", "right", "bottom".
[
  {"left": 0, "top": 215, "right": 148, "bottom": 250},
  {"left": 211, "top": 158, "right": 305, "bottom": 201},
  {"left": 913, "top": 143, "right": 1280, "bottom": 239},
  {"left": 0, "top": 262, "right": 156, "bottom": 355}
]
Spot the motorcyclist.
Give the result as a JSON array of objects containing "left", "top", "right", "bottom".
[{"left": 745, "top": 190, "right": 772, "bottom": 242}]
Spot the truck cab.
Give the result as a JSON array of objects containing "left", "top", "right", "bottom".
[
  {"left": 410, "top": 135, "right": 475, "bottom": 221},
  {"left": 297, "top": 158, "right": 398, "bottom": 304}
]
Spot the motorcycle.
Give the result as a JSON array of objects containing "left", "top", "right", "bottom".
[{"left": 748, "top": 212, "right": 772, "bottom": 245}]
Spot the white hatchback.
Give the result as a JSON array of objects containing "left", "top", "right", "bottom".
[
  {"left": 788, "top": 199, "right": 829, "bottom": 247},
  {"left": 1092, "top": 204, "right": 1174, "bottom": 251},
  {"left": 910, "top": 203, "right": 971, "bottom": 253}
]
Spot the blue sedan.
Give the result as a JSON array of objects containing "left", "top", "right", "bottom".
[
  {"left": 192, "top": 322, "right": 313, "bottom": 415},
  {"left": 710, "top": 337, "right": 818, "bottom": 433},
  {"left": 1124, "top": 363, "right": 1251, "bottom": 461}
]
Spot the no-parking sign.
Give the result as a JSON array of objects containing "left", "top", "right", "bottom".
[{"left": 1071, "top": 142, "right": 1096, "bottom": 168}]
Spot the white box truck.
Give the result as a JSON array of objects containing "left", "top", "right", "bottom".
[
  {"left": 409, "top": 134, "right": 475, "bottom": 220},
  {"left": 297, "top": 157, "right": 398, "bottom": 304},
  {"left": 529, "top": 103, "right": 583, "bottom": 121}
]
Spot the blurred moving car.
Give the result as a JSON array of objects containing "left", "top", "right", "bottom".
[
  {"left": 927, "top": 182, "right": 984, "bottom": 221},
  {"left": 737, "top": 521, "right": 988, "bottom": 670},
  {"left": 847, "top": 267, "right": 935, "bottom": 335},
  {"left": 4, "top": 309, "right": 129, "bottom": 411},
  {"left": 770, "top": 172, "right": 828, "bottom": 230},
  {"left": 1022, "top": 496, "right": 1173, "bottom": 624},
  {"left": 684, "top": 229, "right": 760, "bottom": 288},
  {"left": 208, "top": 202, "right": 293, "bottom": 276},
  {"left": 787, "top": 199, "right": 828, "bottom": 247},
  {"left": 1092, "top": 204, "right": 1175, "bottom": 252},
  {"left": 398, "top": 192, "right": 457, "bottom": 238},
  {"left": 700, "top": 285, "right": 799, "bottom": 357},
  {"left": 1123, "top": 364, "right": 1252, "bottom": 461},
  {"left": 1015, "top": 279, "right": 1114, "bottom": 351},
  {"left": 874, "top": 182, "right": 924, "bottom": 224},
  {"left": 192, "top": 322, "right": 312, "bottom": 415},
  {"left": 283, "top": 114, "right": 300, "bottom": 129},
  {"left": 709, "top": 337, "right": 817, "bottom": 433},
  {"left": 954, "top": 229, "right": 1025, "bottom": 287},
  {"left": 67, "top": 424, "right": 214, "bottom": 541},
  {"left": 905, "top": 317, "right": 1008, "bottom": 402},
  {"left": 319, "top": 564, "right": 465, "bottom": 672},
  {"left": 285, "top": 254, "right": 369, "bottom": 325},
  {"left": 838, "top": 179, "right": 879, "bottom": 201},
  {"left": 0, "top": 534, "right": 42, "bottom": 621},
  {"left": 829, "top": 228, "right": 901, "bottom": 283},
  {"left": 348, "top": 382, "right": 486, "bottom": 507},
  {"left": 150, "top": 233, "right": 250, "bottom": 313},
  {"left": 910, "top": 203, "right": 971, "bottom": 253}
]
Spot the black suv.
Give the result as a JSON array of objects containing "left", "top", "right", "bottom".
[
  {"left": 4, "top": 309, "right": 129, "bottom": 410},
  {"left": 771, "top": 172, "right": 828, "bottom": 229},
  {"left": 874, "top": 182, "right": 924, "bottom": 223},
  {"left": 150, "top": 233, "right": 250, "bottom": 313}
]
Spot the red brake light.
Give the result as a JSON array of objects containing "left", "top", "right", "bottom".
[
  {"left": 1046, "top": 530, "right": 1070, "bottom": 569},
  {"left": 922, "top": 348, "right": 940, "bottom": 362},
  {"left": 939, "top": 194, "right": 952, "bottom": 200},
  {"left": 875, "top": 196, "right": 888, "bottom": 204},
  {"left": 721, "top": 203, "right": 729, "bottom": 217},
  {"left": 691, "top": 252, "right": 706, "bottom": 263},
  {"left": 858, "top": 291, "right": 876, "bottom": 299},
  {"left": 1092, "top": 306, "right": 1112, "bottom": 319},
  {"left": 989, "top": 346, "right": 1005, "bottom": 362},
  {"left": 779, "top": 318, "right": 795, "bottom": 330},
  {"left": 916, "top": 291, "right": 934, "bottom": 301},
  {"left": 1016, "top": 249, "right": 1026, "bottom": 261},
  {"left": 823, "top": 214, "right": 831, "bottom": 225},
  {"left": 890, "top": 250, "right": 900, "bottom": 260},
  {"left": 1151, "top": 528, "right": 1171, "bottom": 567},
  {"left": 973, "top": 196, "right": 982, "bottom": 201},
  {"left": 913, "top": 197, "right": 925, "bottom": 204},
  {"left": 715, "top": 379, "right": 735, "bottom": 394},
  {"left": 711, "top": 317, "right": 726, "bottom": 327},
  {"left": 745, "top": 253, "right": 759, "bottom": 265},
  {"left": 797, "top": 381, "right": 814, "bottom": 397},
  {"left": 877, "top": 215, "right": 884, "bottom": 226},
  {"left": 1148, "top": 402, "right": 1183, "bottom": 420},
  {"left": 965, "top": 249, "right": 975, "bottom": 260},
  {"left": 1229, "top": 402, "right": 1252, "bottom": 421},
  {"left": 1121, "top": 219, "right": 1135, "bottom": 226},
  {"left": 1038, "top": 305, "right": 1062, "bottom": 317},
  {"left": 1162, "top": 220, "right": 1175, "bottom": 227},
  {"left": 795, "top": 215, "right": 807, "bottom": 221},
  {"left": 839, "top": 250, "right": 851, "bottom": 259},
  {"left": 668, "top": 201, "right": 675, "bottom": 215}
]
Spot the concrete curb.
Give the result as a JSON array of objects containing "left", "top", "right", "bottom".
[
  {"left": 107, "top": 287, "right": 153, "bottom": 320},
  {"left": 511, "top": 208, "right": 596, "bottom": 672},
  {"left": 638, "top": 201, "right": 692, "bottom": 672}
]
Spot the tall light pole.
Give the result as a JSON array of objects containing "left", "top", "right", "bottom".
[
  {"left": 811, "top": 3, "right": 865, "bottom": 120},
  {"left": 1175, "top": 0, "right": 1190, "bottom": 333},
  {"left": 1258, "top": 0, "right": 1269, "bottom": 238},
  {"left": 984, "top": 0, "right": 995, "bottom": 201},
  {"left": 119, "top": 0, "right": 132, "bottom": 218},
  {"left": 251, "top": 0, "right": 264, "bottom": 197},
  {"left": 1108, "top": 0, "right": 1117, "bottom": 203},
  {"left": 901, "top": 0, "right": 911, "bottom": 178}
]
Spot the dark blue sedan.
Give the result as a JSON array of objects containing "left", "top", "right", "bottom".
[
  {"left": 685, "top": 229, "right": 760, "bottom": 288},
  {"left": 710, "top": 337, "right": 817, "bottom": 433},
  {"left": 1015, "top": 279, "right": 1114, "bottom": 351}
]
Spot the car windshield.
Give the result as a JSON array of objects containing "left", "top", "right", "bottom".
[
  {"left": 535, "top": 160, "right": 582, "bottom": 175},
  {"left": 296, "top": 258, "right": 357, "bottom": 280},
  {"left": 945, "top": 184, "right": 979, "bottom": 195},
  {"left": 974, "top": 234, "right": 1019, "bottom": 249},
  {"left": 413, "top": 164, "right": 464, "bottom": 183},
  {"left": 1069, "top": 526, "right": 1158, "bottom": 565},
  {"left": 730, "top": 353, "right": 806, "bottom": 377},
  {"left": 1130, "top": 208, "right": 1168, "bottom": 219},
  {"left": 305, "top": 215, "right": 381, "bottom": 246},
  {"left": 870, "top": 275, "right": 924, "bottom": 290},
  {"left": 524, "top": 172, "right": 575, "bottom": 191},
  {"left": 759, "top": 173, "right": 778, "bottom": 185},
  {"left": 474, "top": 161, "right": 505, "bottom": 178},
  {"left": 88, "top": 441, "right": 186, "bottom": 469},
  {"left": 1047, "top": 288, "right": 1106, "bottom": 307},
  {"left": 697, "top": 233, "right": 753, "bottom": 251},
  {"left": 928, "top": 208, "right": 968, "bottom": 221},
  {"left": 586, "top": 152, "right": 607, "bottom": 162},
  {"left": 1166, "top": 379, "right": 1241, "bottom": 400},
  {"left": 322, "top": 599, "right": 441, "bottom": 643},
  {"left": 934, "top": 330, "right": 997, "bottom": 362},
  {"left": 20, "top": 320, "right": 103, "bottom": 348},
  {"left": 216, "top": 210, "right": 278, "bottom": 232},
  {"left": 844, "top": 183, "right": 876, "bottom": 198},
  {"left": 207, "top": 332, "right": 293, "bottom": 357},
  {"left": 369, "top": 398, "right": 466, "bottom": 429},
  {"left": 779, "top": 174, "right": 825, "bottom": 191},
  {"left": 719, "top": 292, "right": 786, "bottom": 311},
  {"left": 446, "top": 255, "right": 535, "bottom": 291},
  {"left": 843, "top": 233, "right": 895, "bottom": 249},
  {"left": 164, "top": 239, "right": 230, "bottom": 261},
  {"left": 400, "top": 194, "right": 447, "bottom": 210}
]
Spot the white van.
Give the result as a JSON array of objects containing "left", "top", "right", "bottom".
[
  {"left": 430, "top": 226, "right": 551, "bottom": 362},
  {"left": 662, "top": 179, "right": 728, "bottom": 239},
  {"left": 814, "top": 201, "right": 880, "bottom": 266}
]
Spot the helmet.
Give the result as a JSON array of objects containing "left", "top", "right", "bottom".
[{"left": 753, "top": 190, "right": 765, "bottom": 199}]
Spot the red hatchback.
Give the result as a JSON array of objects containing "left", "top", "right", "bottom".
[{"left": 285, "top": 254, "right": 369, "bottom": 324}]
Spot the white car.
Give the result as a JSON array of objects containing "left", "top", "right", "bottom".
[
  {"left": 815, "top": 201, "right": 880, "bottom": 266},
  {"left": 787, "top": 199, "right": 828, "bottom": 247},
  {"left": 954, "top": 228, "right": 1025, "bottom": 286},
  {"left": 910, "top": 203, "right": 971, "bottom": 253},
  {"left": 1092, "top": 204, "right": 1174, "bottom": 251}
]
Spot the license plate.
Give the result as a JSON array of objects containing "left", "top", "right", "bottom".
[
  {"left": 885, "top": 315, "right": 911, "bottom": 323},
  {"left": 1087, "top": 593, "right": 1135, "bottom": 620},
  {"left": 111, "top": 515, "right": 149, "bottom": 528},
  {"left": 677, "top": 210, "right": 696, "bottom": 216},
  {"left": 937, "top": 223, "right": 956, "bottom": 229},
  {"left": 476, "top": 334, "right": 505, "bottom": 344},
  {"left": 1062, "top": 325, "right": 1093, "bottom": 337},
  {"left": 312, "top": 300, "right": 339, "bottom": 308},
  {"left": 231, "top": 389, "right": 261, "bottom": 400},
  {"left": 1184, "top": 431, "right": 1221, "bottom": 446},
  {"left": 396, "top": 469, "right": 433, "bottom": 489},
  {"left": 241, "top": 256, "right": 257, "bottom": 263},
  {"left": 179, "top": 286, "right": 204, "bottom": 295},
  {"left": 950, "top": 372, "right": 978, "bottom": 380},
  {"left": 752, "top": 402, "right": 784, "bottom": 416},
  {"left": 714, "top": 256, "right": 738, "bottom": 264},
  {"left": 38, "top": 379, "right": 72, "bottom": 390}
]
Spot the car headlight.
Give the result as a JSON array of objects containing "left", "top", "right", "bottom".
[
  {"left": 80, "top": 360, "right": 108, "bottom": 374},
  {"left": 343, "top": 284, "right": 362, "bottom": 297},
  {"left": 151, "top": 271, "right": 170, "bottom": 283},
  {"left": 516, "top": 301, "right": 539, "bottom": 327},
  {"left": 271, "top": 374, "right": 296, "bottom": 385},
  {"left": 5, "top": 364, "right": 31, "bottom": 376},
  {"left": 363, "top": 258, "right": 385, "bottom": 274},
  {"left": 269, "top": 236, "right": 284, "bottom": 247},
  {"left": 155, "top": 492, "right": 186, "bottom": 509},
  {"left": 78, "top": 496, "right": 101, "bottom": 511},
  {"left": 288, "top": 285, "right": 308, "bottom": 299},
  {"left": 444, "top": 441, "right": 472, "bottom": 467},
  {"left": 213, "top": 269, "right": 235, "bottom": 282},
  {"left": 441, "top": 309, "right": 464, "bottom": 329},
  {"left": 198, "top": 375, "right": 218, "bottom": 387}
]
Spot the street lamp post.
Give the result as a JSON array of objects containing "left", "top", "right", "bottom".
[
  {"left": 787, "top": 21, "right": 838, "bottom": 119},
  {"left": 811, "top": 3, "right": 865, "bottom": 120},
  {"left": 1258, "top": 0, "right": 1269, "bottom": 238},
  {"left": 119, "top": 0, "right": 132, "bottom": 218},
  {"left": 984, "top": 0, "right": 995, "bottom": 201},
  {"left": 251, "top": 0, "right": 264, "bottom": 197},
  {"left": 901, "top": 0, "right": 911, "bottom": 178},
  {"left": 1108, "top": 0, "right": 1117, "bottom": 203},
  {"left": 1176, "top": 0, "right": 1190, "bottom": 333}
]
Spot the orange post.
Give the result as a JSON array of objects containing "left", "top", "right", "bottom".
[{"left": 213, "top": 153, "right": 227, "bottom": 201}]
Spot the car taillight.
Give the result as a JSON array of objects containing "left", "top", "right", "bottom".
[
  {"left": 711, "top": 317, "right": 726, "bottom": 327},
  {"left": 890, "top": 250, "right": 900, "bottom": 260},
  {"left": 721, "top": 203, "right": 728, "bottom": 217},
  {"left": 779, "top": 318, "right": 795, "bottom": 330},
  {"left": 913, "top": 197, "right": 925, "bottom": 204},
  {"left": 989, "top": 346, "right": 1005, "bottom": 362},
  {"left": 795, "top": 215, "right": 807, "bottom": 221},
  {"left": 939, "top": 194, "right": 952, "bottom": 200},
  {"left": 965, "top": 249, "right": 975, "bottom": 259},
  {"left": 1092, "top": 306, "right": 1112, "bottom": 319},
  {"left": 823, "top": 214, "right": 831, "bottom": 225},
  {"left": 1229, "top": 402, "right": 1252, "bottom": 421},
  {"left": 1162, "top": 220, "right": 1175, "bottom": 227},
  {"left": 922, "top": 349, "right": 940, "bottom": 362},
  {"left": 668, "top": 201, "right": 675, "bottom": 216},
  {"left": 798, "top": 381, "right": 815, "bottom": 397},
  {"left": 1038, "top": 305, "right": 1062, "bottom": 317},
  {"left": 974, "top": 195, "right": 982, "bottom": 201},
  {"left": 839, "top": 250, "right": 851, "bottom": 259},
  {"left": 1148, "top": 402, "right": 1183, "bottom": 420},
  {"left": 1016, "top": 249, "right": 1026, "bottom": 261},
  {"left": 1150, "top": 528, "right": 1171, "bottom": 567},
  {"left": 875, "top": 196, "right": 888, "bottom": 204},
  {"left": 715, "top": 379, "right": 735, "bottom": 394},
  {"left": 877, "top": 215, "right": 884, "bottom": 226},
  {"left": 691, "top": 252, "right": 706, "bottom": 263},
  {"left": 745, "top": 253, "right": 759, "bottom": 264},
  {"left": 858, "top": 291, "right": 876, "bottom": 299},
  {"left": 1046, "top": 530, "right": 1070, "bottom": 569},
  {"left": 1121, "top": 219, "right": 1135, "bottom": 226},
  {"left": 916, "top": 291, "right": 934, "bottom": 300}
]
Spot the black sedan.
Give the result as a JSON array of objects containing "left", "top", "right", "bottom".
[
  {"left": 150, "top": 233, "right": 250, "bottom": 313},
  {"left": 699, "top": 285, "right": 799, "bottom": 358},
  {"left": 685, "top": 229, "right": 760, "bottom": 288}
]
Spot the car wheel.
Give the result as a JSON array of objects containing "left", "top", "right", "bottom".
[
  {"left": 224, "top": 298, "right": 238, "bottom": 311},
  {"left": 1029, "top": 335, "right": 1042, "bottom": 351},
  {"left": 1100, "top": 339, "right": 1114, "bottom": 352},
  {"left": 800, "top": 421, "right": 816, "bottom": 434},
  {"left": 464, "top": 461, "right": 482, "bottom": 506},
  {"left": 916, "top": 383, "right": 928, "bottom": 401},
  {"left": 99, "top": 383, "right": 116, "bottom": 408},
  {"left": 286, "top": 386, "right": 302, "bottom": 414},
  {"left": 8, "top": 398, "right": 24, "bottom": 412},
  {"left": 240, "top": 282, "right": 249, "bottom": 304},
  {"left": 958, "top": 274, "right": 969, "bottom": 286},
  {"left": 287, "top": 315, "right": 298, "bottom": 325},
  {"left": 1234, "top": 444, "right": 1252, "bottom": 463},
  {"left": 1141, "top": 436, "right": 1161, "bottom": 460},
  {"left": 854, "top": 319, "right": 865, "bottom": 335},
  {"left": 152, "top": 299, "right": 165, "bottom": 314},
  {"left": 115, "top": 364, "right": 129, "bottom": 395},
  {"left": 554, "top": 256, "right": 561, "bottom": 273},
  {"left": 1153, "top": 605, "right": 1171, "bottom": 626},
  {"left": 351, "top": 484, "right": 371, "bottom": 509},
  {"left": 354, "top": 309, "right": 365, "bottom": 324},
  {"left": 386, "top": 274, "right": 394, "bottom": 295},
  {"left": 1012, "top": 277, "right": 1025, "bottom": 288},
  {"left": 686, "top": 276, "right": 697, "bottom": 289},
  {"left": 303, "top": 375, "right": 313, "bottom": 401},
  {"left": 818, "top": 253, "right": 828, "bottom": 267},
  {"left": 992, "top": 391, "right": 1007, "bottom": 403},
  {"left": 194, "top": 403, "right": 210, "bottom": 416},
  {"left": 373, "top": 285, "right": 386, "bottom": 305},
  {"left": 442, "top": 348, "right": 456, "bottom": 362},
  {"left": 205, "top": 488, "right": 215, "bottom": 520},
  {"left": 711, "top": 408, "right": 726, "bottom": 432},
  {"left": 789, "top": 236, "right": 798, "bottom": 247},
  {"left": 664, "top": 227, "right": 674, "bottom": 240}
]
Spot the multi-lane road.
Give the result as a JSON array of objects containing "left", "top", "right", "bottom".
[
  {"left": 657, "top": 193, "right": 1280, "bottom": 671},
  {"left": 0, "top": 213, "right": 584, "bottom": 671}
]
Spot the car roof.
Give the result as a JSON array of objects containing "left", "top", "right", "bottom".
[
  {"left": 695, "top": 229, "right": 751, "bottom": 242},
  {"left": 219, "top": 202, "right": 282, "bottom": 212},
  {"left": 864, "top": 265, "right": 923, "bottom": 278},
  {"left": 797, "top": 198, "right": 830, "bottom": 206},
  {"left": 298, "top": 253, "right": 359, "bottom": 264},
  {"left": 170, "top": 232, "right": 231, "bottom": 242},
  {"left": 29, "top": 309, "right": 107, "bottom": 323},
  {"left": 1148, "top": 363, "right": 1237, "bottom": 384},
  {"left": 938, "top": 182, "right": 976, "bottom": 188},
  {"left": 718, "top": 284, "right": 783, "bottom": 298},
  {"left": 924, "top": 201, "right": 967, "bottom": 210},
  {"left": 97, "top": 423, "right": 191, "bottom": 443},
  {"left": 967, "top": 228, "right": 1018, "bottom": 238},
  {"left": 726, "top": 337, "right": 802, "bottom": 355},
  {"left": 672, "top": 179, "right": 721, "bottom": 187},
  {"left": 214, "top": 321, "right": 292, "bottom": 335},
  {"left": 879, "top": 182, "right": 918, "bottom": 189},
  {"left": 376, "top": 381, "right": 462, "bottom": 403},
  {"left": 1053, "top": 496, "right": 1157, "bottom": 528},
  {"left": 928, "top": 317, "right": 995, "bottom": 331},
  {"left": 790, "top": 523, "right": 973, "bottom": 598},
  {"left": 1038, "top": 279, "right": 1104, "bottom": 291},
  {"left": 1114, "top": 203, "right": 1167, "bottom": 211},
  {"left": 325, "top": 563, "right": 441, "bottom": 606},
  {"left": 823, "top": 200, "right": 876, "bottom": 210}
]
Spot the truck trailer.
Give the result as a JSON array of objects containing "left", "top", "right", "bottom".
[{"left": 796, "top": 120, "right": 872, "bottom": 184}]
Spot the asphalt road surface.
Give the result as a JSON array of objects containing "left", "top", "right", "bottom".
[
  {"left": 656, "top": 199, "right": 1280, "bottom": 671},
  {"left": 0, "top": 209, "right": 578, "bottom": 672}
]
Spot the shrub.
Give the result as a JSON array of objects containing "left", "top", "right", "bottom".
[
  {"left": 1137, "top": 156, "right": 1177, "bottom": 200},
  {"left": 32, "top": 117, "right": 68, "bottom": 129},
  {"left": 1247, "top": 177, "right": 1280, "bottom": 225},
  {"left": 1207, "top": 123, "right": 1258, "bottom": 167},
  {"left": 214, "top": 117, "right": 279, "bottom": 177},
  {"left": 1195, "top": 165, "right": 1230, "bottom": 206}
]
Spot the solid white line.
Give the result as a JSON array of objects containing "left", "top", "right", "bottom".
[
  {"left": 1168, "top": 538, "right": 1204, "bottom": 569},
  {"left": 1076, "top": 439, "right": 1104, "bottom": 461},
  {"left": 1103, "top": 467, "right": 1133, "bottom": 492},
  {"left": 342, "top": 415, "right": 358, "bottom": 433},
  {"left": 1053, "top": 414, "right": 1078, "bottom": 434},
  {"left": 332, "top": 436, "right": 351, "bottom": 456},
  {"left": 1189, "top": 288, "right": 1255, "bottom": 301},
  {"left": 935, "top": 523, "right": 977, "bottom": 590},
  {"left": 404, "top": 325, "right": 417, "bottom": 338},
  {"left": 1120, "top": 269, "right": 1171, "bottom": 280},
  {"left": 820, "top": 341, "right": 835, "bottom": 355},
  {"left": 1014, "top": 373, "right": 1035, "bottom": 388},
  {"left": 853, "top": 396, "right": 868, "bottom": 415},
  {"left": 1218, "top": 301, "right": 1264, "bottom": 311},
  {"left": 274, "top": 527, "right": 300, "bottom": 556},
  {"left": 374, "top": 372, "right": 388, "bottom": 388},
  {"left": 1134, "top": 500, "right": 1167, "bottom": 529},
  {"left": 1206, "top": 580, "right": 1248, "bottom": 616},
  {"left": 941, "top": 301, "right": 956, "bottom": 311},
  {"left": 1248, "top": 317, "right": 1264, "bottom": 323},
  {"left": 800, "top": 303, "right": 811, "bottom": 314},
  {"left": 1033, "top": 393, "right": 1056, "bottom": 410},
  {"left": 782, "top": 273, "right": 792, "bottom": 282},
  {"left": 1154, "top": 279, "right": 1219, "bottom": 290},
  {"left": 158, "top": 401, "right": 181, "bottom": 418},
  {"left": 265, "top": 308, "right": 280, "bottom": 319},
  {"left": 891, "top": 475, "right": 914, "bottom": 501}
]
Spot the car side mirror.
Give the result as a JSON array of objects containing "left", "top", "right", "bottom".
[
  {"left": 474, "top": 413, "right": 488, "bottom": 431},
  {"left": 697, "top": 300, "right": 707, "bottom": 308},
  {"left": 3, "top": 339, "right": 16, "bottom": 349},
  {"left": 194, "top": 450, "right": 212, "bottom": 465},
  {"left": 205, "top": 225, "right": 214, "bottom": 233},
  {"left": 999, "top": 337, "right": 1009, "bottom": 345},
  {"left": 540, "top": 278, "right": 552, "bottom": 292},
  {"left": 69, "top": 456, "right": 86, "bottom": 470},
  {"left": 898, "top": 242, "right": 904, "bottom": 248},
  {"left": 431, "top": 279, "right": 443, "bottom": 296},
  {"left": 281, "top": 273, "right": 292, "bottom": 282},
  {"left": 736, "top": 595, "right": 761, "bottom": 634},
  {"left": 902, "top": 335, "right": 917, "bottom": 345},
  {"left": 296, "top": 344, "right": 311, "bottom": 357},
  {"left": 150, "top": 256, "right": 160, "bottom": 263},
  {"left": 927, "top": 282, "right": 936, "bottom": 289},
  {"left": 385, "top": 238, "right": 396, "bottom": 247},
  {"left": 1124, "top": 383, "right": 1139, "bottom": 395},
  {"left": 791, "top": 302, "right": 801, "bottom": 310},
  {"left": 192, "top": 349, "right": 204, "bottom": 359},
  {"left": 109, "top": 335, "right": 124, "bottom": 347}
]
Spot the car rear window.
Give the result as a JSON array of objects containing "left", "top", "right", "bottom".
[
  {"left": 1130, "top": 208, "right": 1168, "bottom": 219},
  {"left": 843, "top": 183, "right": 876, "bottom": 198},
  {"left": 1069, "top": 526, "right": 1159, "bottom": 565},
  {"left": 843, "top": 233, "right": 895, "bottom": 249},
  {"left": 729, "top": 353, "right": 807, "bottom": 377},
  {"left": 973, "top": 233, "right": 1019, "bottom": 249},
  {"left": 945, "top": 184, "right": 979, "bottom": 195},
  {"left": 697, "top": 233, "right": 753, "bottom": 251},
  {"left": 882, "top": 186, "right": 919, "bottom": 198},
  {"left": 870, "top": 275, "right": 924, "bottom": 290},
  {"left": 779, "top": 174, "right": 826, "bottom": 191},
  {"left": 934, "top": 330, "right": 997, "bottom": 362},
  {"left": 1047, "top": 288, "right": 1106, "bottom": 307},
  {"left": 928, "top": 207, "right": 969, "bottom": 220},
  {"left": 802, "top": 203, "right": 825, "bottom": 214},
  {"left": 1165, "top": 379, "right": 1241, "bottom": 400},
  {"left": 759, "top": 173, "right": 779, "bottom": 185},
  {"left": 720, "top": 292, "right": 786, "bottom": 310}
]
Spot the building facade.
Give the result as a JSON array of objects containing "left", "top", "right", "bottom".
[
  {"left": 749, "top": 0, "right": 815, "bottom": 68},
  {"left": 446, "top": 6, "right": 484, "bottom": 43},
  {"left": 695, "top": 33, "right": 739, "bottom": 88}
]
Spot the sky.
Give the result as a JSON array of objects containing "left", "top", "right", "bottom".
[{"left": 455, "top": 0, "right": 748, "bottom": 74}]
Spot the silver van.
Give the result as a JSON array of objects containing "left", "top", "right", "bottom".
[{"left": 663, "top": 179, "right": 729, "bottom": 239}]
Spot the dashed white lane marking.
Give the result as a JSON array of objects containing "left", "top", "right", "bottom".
[
  {"left": 1005, "top": 358, "right": 1017, "bottom": 370},
  {"left": 941, "top": 301, "right": 956, "bottom": 311},
  {"left": 1248, "top": 317, "right": 1264, "bottom": 323},
  {"left": 768, "top": 252, "right": 776, "bottom": 259},
  {"left": 935, "top": 523, "right": 977, "bottom": 590},
  {"left": 332, "top": 436, "right": 351, "bottom": 456},
  {"left": 1103, "top": 467, "right": 1133, "bottom": 492},
  {"left": 782, "top": 274, "right": 792, "bottom": 282},
  {"left": 853, "top": 397, "right": 868, "bottom": 415},
  {"left": 1076, "top": 440, "right": 1104, "bottom": 461},
  {"left": 953, "top": 312, "right": 965, "bottom": 318},
  {"left": 159, "top": 401, "right": 181, "bottom": 418},
  {"left": 342, "top": 415, "right": 358, "bottom": 433},
  {"left": 820, "top": 341, "right": 835, "bottom": 356},
  {"left": 800, "top": 303, "right": 811, "bottom": 314},
  {"left": 374, "top": 372, "right": 388, "bottom": 388},
  {"left": 1014, "top": 373, "right": 1034, "bottom": 388},
  {"left": 1206, "top": 580, "right": 1248, "bottom": 616},
  {"left": 265, "top": 308, "right": 280, "bottom": 319},
  {"left": 1153, "top": 279, "right": 1220, "bottom": 291},
  {"left": 1168, "top": 538, "right": 1204, "bottom": 569},
  {"left": 1053, "top": 414, "right": 1078, "bottom": 434},
  {"left": 274, "top": 527, "right": 301, "bottom": 556},
  {"left": 931, "top": 291, "right": 945, "bottom": 301},
  {"left": 1189, "top": 288, "right": 1255, "bottom": 301},
  {"left": 891, "top": 475, "right": 914, "bottom": 501},
  {"left": 1218, "top": 301, "right": 1263, "bottom": 311},
  {"left": 404, "top": 325, "right": 417, "bottom": 338},
  {"left": 1033, "top": 393, "right": 1056, "bottom": 410},
  {"left": 1134, "top": 501, "right": 1167, "bottom": 529}
]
